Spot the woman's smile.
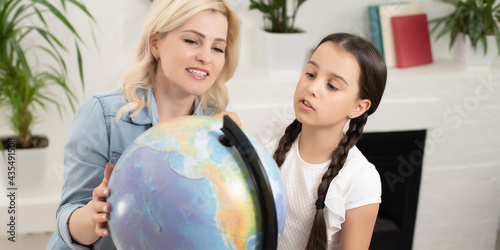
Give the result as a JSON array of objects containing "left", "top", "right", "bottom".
[{"left": 186, "top": 67, "right": 209, "bottom": 79}]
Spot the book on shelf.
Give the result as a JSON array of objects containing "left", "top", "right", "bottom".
[
  {"left": 391, "top": 13, "right": 433, "bottom": 68},
  {"left": 379, "top": 2, "right": 422, "bottom": 68},
  {"left": 368, "top": 5, "right": 384, "bottom": 59}
]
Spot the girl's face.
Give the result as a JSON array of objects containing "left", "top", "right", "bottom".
[
  {"left": 294, "top": 41, "right": 370, "bottom": 129},
  {"left": 150, "top": 9, "right": 228, "bottom": 97}
]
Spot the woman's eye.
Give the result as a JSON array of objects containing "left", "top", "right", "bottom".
[
  {"left": 213, "top": 47, "right": 225, "bottom": 53},
  {"left": 184, "top": 39, "right": 197, "bottom": 45}
]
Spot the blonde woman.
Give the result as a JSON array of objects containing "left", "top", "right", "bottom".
[{"left": 47, "top": 0, "right": 240, "bottom": 249}]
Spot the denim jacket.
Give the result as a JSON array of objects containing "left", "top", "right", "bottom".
[{"left": 47, "top": 88, "right": 209, "bottom": 249}]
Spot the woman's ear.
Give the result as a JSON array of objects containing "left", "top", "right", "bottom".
[
  {"left": 149, "top": 34, "right": 159, "bottom": 59},
  {"left": 349, "top": 99, "right": 371, "bottom": 119}
]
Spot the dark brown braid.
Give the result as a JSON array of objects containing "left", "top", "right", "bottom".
[
  {"left": 273, "top": 119, "right": 302, "bottom": 166},
  {"left": 272, "top": 33, "right": 386, "bottom": 250},
  {"left": 305, "top": 112, "right": 368, "bottom": 249}
]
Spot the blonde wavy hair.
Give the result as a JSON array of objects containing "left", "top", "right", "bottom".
[{"left": 116, "top": 0, "right": 240, "bottom": 121}]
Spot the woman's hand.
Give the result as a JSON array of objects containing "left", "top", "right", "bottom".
[
  {"left": 91, "top": 163, "right": 114, "bottom": 236},
  {"left": 68, "top": 163, "right": 115, "bottom": 245},
  {"left": 212, "top": 111, "right": 242, "bottom": 126}
]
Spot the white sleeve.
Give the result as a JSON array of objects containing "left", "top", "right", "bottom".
[{"left": 343, "top": 163, "right": 382, "bottom": 210}]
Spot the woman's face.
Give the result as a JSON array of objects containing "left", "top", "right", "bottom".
[
  {"left": 293, "top": 41, "right": 369, "bottom": 130},
  {"left": 151, "top": 9, "right": 228, "bottom": 98}
]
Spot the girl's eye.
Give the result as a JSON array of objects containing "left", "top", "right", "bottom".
[
  {"left": 305, "top": 72, "right": 315, "bottom": 78},
  {"left": 327, "top": 83, "right": 339, "bottom": 91}
]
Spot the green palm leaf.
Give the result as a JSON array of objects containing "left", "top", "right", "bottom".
[
  {"left": 0, "top": 0, "right": 97, "bottom": 148},
  {"left": 429, "top": 0, "right": 500, "bottom": 55},
  {"left": 249, "top": 0, "right": 307, "bottom": 33}
]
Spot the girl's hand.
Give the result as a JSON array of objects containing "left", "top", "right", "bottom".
[
  {"left": 213, "top": 111, "right": 242, "bottom": 126},
  {"left": 90, "top": 163, "right": 114, "bottom": 236}
]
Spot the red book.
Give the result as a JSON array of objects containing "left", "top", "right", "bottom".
[{"left": 391, "top": 13, "right": 433, "bottom": 68}]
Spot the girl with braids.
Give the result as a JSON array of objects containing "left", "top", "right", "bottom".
[
  {"left": 259, "top": 33, "right": 386, "bottom": 250},
  {"left": 48, "top": 0, "right": 240, "bottom": 249}
]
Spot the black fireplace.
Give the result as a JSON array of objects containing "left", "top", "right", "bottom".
[{"left": 356, "top": 130, "right": 426, "bottom": 250}]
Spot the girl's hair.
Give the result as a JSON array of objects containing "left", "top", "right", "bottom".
[
  {"left": 116, "top": 0, "right": 240, "bottom": 120},
  {"left": 273, "top": 33, "right": 387, "bottom": 250}
]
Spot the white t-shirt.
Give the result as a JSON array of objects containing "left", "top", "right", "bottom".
[{"left": 258, "top": 123, "right": 382, "bottom": 250}]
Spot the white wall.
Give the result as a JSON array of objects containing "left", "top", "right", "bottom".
[
  {"left": 0, "top": 0, "right": 463, "bottom": 172},
  {"left": 1, "top": 0, "right": 499, "bottom": 249},
  {"left": 0, "top": 0, "right": 471, "bottom": 172}
]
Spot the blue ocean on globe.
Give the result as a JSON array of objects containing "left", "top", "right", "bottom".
[{"left": 108, "top": 116, "right": 286, "bottom": 249}]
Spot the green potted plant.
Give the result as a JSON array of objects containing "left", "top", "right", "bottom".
[
  {"left": 249, "top": 0, "right": 308, "bottom": 33},
  {"left": 0, "top": 0, "right": 95, "bottom": 194},
  {"left": 429, "top": 0, "right": 500, "bottom": 66},
  {"left": 248, "top": 0, "right": 311, "bottom": 73}
]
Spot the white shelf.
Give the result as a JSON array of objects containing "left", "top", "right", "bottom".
[{"left": 227, "top": 59, "right": 500, "bottom": 135}]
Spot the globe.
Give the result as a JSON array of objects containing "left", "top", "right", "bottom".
[{"left": 108, "top": 116, "right": 286, "bottom": 250}]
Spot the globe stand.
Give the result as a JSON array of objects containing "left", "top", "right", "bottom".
[{"left": 218, "top": 115, "right": 278, "bottom": 250}]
